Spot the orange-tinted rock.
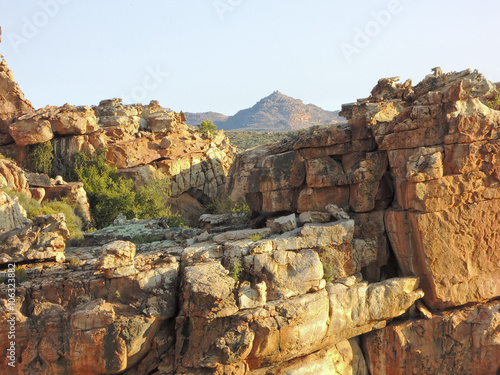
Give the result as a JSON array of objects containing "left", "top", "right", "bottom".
[
  {"left": 9, "top": 104, "right": 99, "bottom": 146},
  {"left": 9, "top": 117, "right": 53, "bottom": 146},
  {"left": 0, "top": 157, "right": 29, "bottom": 193},
  {"left": 297, "top": 186, "right": 349, "bottom": 213},
  {"left": 0, "top": 214, "right": 69, "bottom": 264},
  {"left": 0, "top": 56, "right": 33, "bottom": 134},
  {"left": 386, "top": 201, "right": 500, "bottom": 309},
  {"left": 106, "top": 137, "right": 162, "bottom": 169},
  {"left": 363, "top": 300, "right": 500, "bottom": 375}
]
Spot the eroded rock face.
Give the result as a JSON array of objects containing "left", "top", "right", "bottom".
[
  {"left": 0, "top": 213, "right": 69, "bottom": 264},
  {"left": 0, "top": 157, "right": 29, "bottom": 193},
  {"left": 341, "top": 69, "right": 500, "bottom": 309},
  {"left": 0, "top": 50, "right": 33, "bottom": 140},
  {"left": 363, "top": 300, "right": 500, "bottom": 375},
  {"left": 0, "top": 191, "right": 29, "bottom": 231}
]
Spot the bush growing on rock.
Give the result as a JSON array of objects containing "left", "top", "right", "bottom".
[
  {"left": 70, "top": 150, "right": 186, "bottom": 228},
  {"left": 3, "top": 188, "right": 85, "bottom": 245},
  {"left": 487, "top": 92, "right": 500, "bottom": 110},
  {"left": 71, "top": 150, "right": 136, "bottom": 228},
  {"left": 27, "top": 141, "right": 54, "bottom": 176},
  {"left": 197, "top": 120, "right": 217, "bottom": 138},
  {"left": 205, "top": 192, "right": 250, "bottom": 215}
]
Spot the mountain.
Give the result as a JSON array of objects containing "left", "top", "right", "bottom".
[
  {"left": 182, "top": 111, "right": 228, "bottom": 126},
  {"left": 185, "top": 91, "right": 343, "bottom": 131}
]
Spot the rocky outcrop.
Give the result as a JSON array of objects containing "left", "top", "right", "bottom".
[
  {"left": 0, "top": 212, "right": 423, "bottom": 374},
  {"left": 227, "top": 68, "right": 500, "bottom": 373},
  {"left": 0, "top": 156, "right": 30, "bottom": 194},
  {"left": 0, "top": 27, "right": 33, "bottom": 142},
  {"left": 8, "top": 104, "right": 100, "bottom": 146},
  {"left": 0, "top": 213, "right": 69, "bottom": 264},
  {"left": 0, "top": 191, "right": 29, "bottom": 231},
  {"left": 363, "top": 300, "right": 500, "bottom": 375},
  {"left": 340, "top": 69, "right": 500, "bottom": 310},
  {"left": 0, "top": 95, "right": 235, "bottom": 210}
]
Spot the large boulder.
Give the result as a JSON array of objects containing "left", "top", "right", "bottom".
[{"left": 0, "top": 191, "right": 30, "bottom": 232}]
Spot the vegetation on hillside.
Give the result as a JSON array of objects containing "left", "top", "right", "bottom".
[
  {"left": 2, "top": 188, "right": 84, "bottom": 245},
  {"left": 27, "top": 141, "right": 54, "bottom": 176},
  {"left": 197, "top": 120, "right": 218, "bottom": 138},
  {"left": 225, "top": 130, "right": 299, "bottom": 151},
  {"left": 69, "top": 150, "right": 185, "bottom": 229}
]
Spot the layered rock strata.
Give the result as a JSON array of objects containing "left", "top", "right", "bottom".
[
  {"left": 227, "top": 68, "right": 500, "bottom": 373},
  {"left": 0, "top": 95, "right": 235, "bottom": 208},
  {"left": 0, "top": 216, "right": 422, "bottom": 374}
]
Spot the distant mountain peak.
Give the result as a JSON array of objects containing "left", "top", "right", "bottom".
[{"left": 185, "top": 92, "right": 343, "bottom": 132}]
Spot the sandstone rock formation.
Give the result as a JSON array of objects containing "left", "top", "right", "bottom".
[
  {"left": 363, "top": 300, "right": 500, "bottom": 375},
  {"left": 226, "top": 68, "right": 500, "bottom": 373},
  {"left": 0, "top": 33, "right": 499, "bottom": 374},
  {"left": 340, "top": 69, "right": 500, "bottom": 310},
  {"left": 0, "top": 213, "right": 69, "bottom": 264},
  {"left": 0, "top": 28, "right": 33, "bottom": 144},
  {"left": 0, "top": 216, "right": 423, "bottom": 374},
  {"left": 0, "top": 51, "right": 235, "bottom": 216}
]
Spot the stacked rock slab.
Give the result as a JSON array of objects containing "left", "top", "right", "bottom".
[
  {"left": 0, "top": 218, "right": 423, "bottom": 374},
  {"left": 227, "top": 69, "right": 500, "bottom": 373},
  {"left": 340, "top": 69, "right": 500, "bottom": 310}
]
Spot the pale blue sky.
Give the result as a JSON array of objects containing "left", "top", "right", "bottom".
[{"left": 1, "top": 0, "right": 499, "bottom": 115}]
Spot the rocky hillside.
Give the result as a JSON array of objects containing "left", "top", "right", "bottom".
[
  {"left": 1, "top": 21, "right": 499, "bottom": 374},
  {"left": 185, "top": 91, "right": 343, "bottom": 131},
  {"left": 0, "top": 52, "right": 235, "bottom": 224},
  {"left": 0, "top": 66, "right": 499, "bottom": 374}
]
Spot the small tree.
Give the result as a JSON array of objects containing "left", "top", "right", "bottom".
[
  {"left": 135, "top": 176, "right": 172, "bottom": 219},
  {"left": 197, "top": 120, "right": 217, "bottom": 138},
  {"left": 27, "top": 141, "right": 54, "bottom": 176},
  {"left": 72, "top": 150, "right": 136, "bottom": 228}
]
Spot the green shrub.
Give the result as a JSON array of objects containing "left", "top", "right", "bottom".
[
  {"left": 27, "top": 141, "right": 54, "bottom": 176},
  {"left": 30, "top": 200, "right": 84, "bottom": 242},
  {"left": 249, "top": 233, "right": 262, "bottom": 242},
  {"left": 134, "top": 176, "right": 172, "bottom": 220},
  {"left": 15, "top": 266, "right": 28, "bottom": 282},
  {"left": 229, "top": 260, "right": 244, "bottom": 282},
  {"left": 69, "top": 150, "right": 187, "bottom": 229},
  {"left": 68, "top": 258, "right": 82, "bottom": 271},
  {"left": 318, "top": 246, "right": 334, "bottom": 284},
  {"left": 205, "top": 192, "right": 250, "bottom": 215},
  {"left": 197, "top": 120, "right": 217, "bottom": 138},
  {"left": 487, "top": 92, "right": 500, "bottom": 110},
  {"left": 164, "top": 214, "right": 187, "bottom": 228},
  {"left": 71, "top": 150, "right": 136, "bottom": 228}
]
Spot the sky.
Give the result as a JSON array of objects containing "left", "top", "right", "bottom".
[{"left": 0, "top": 0, "right": 500, "bottom": 116}]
